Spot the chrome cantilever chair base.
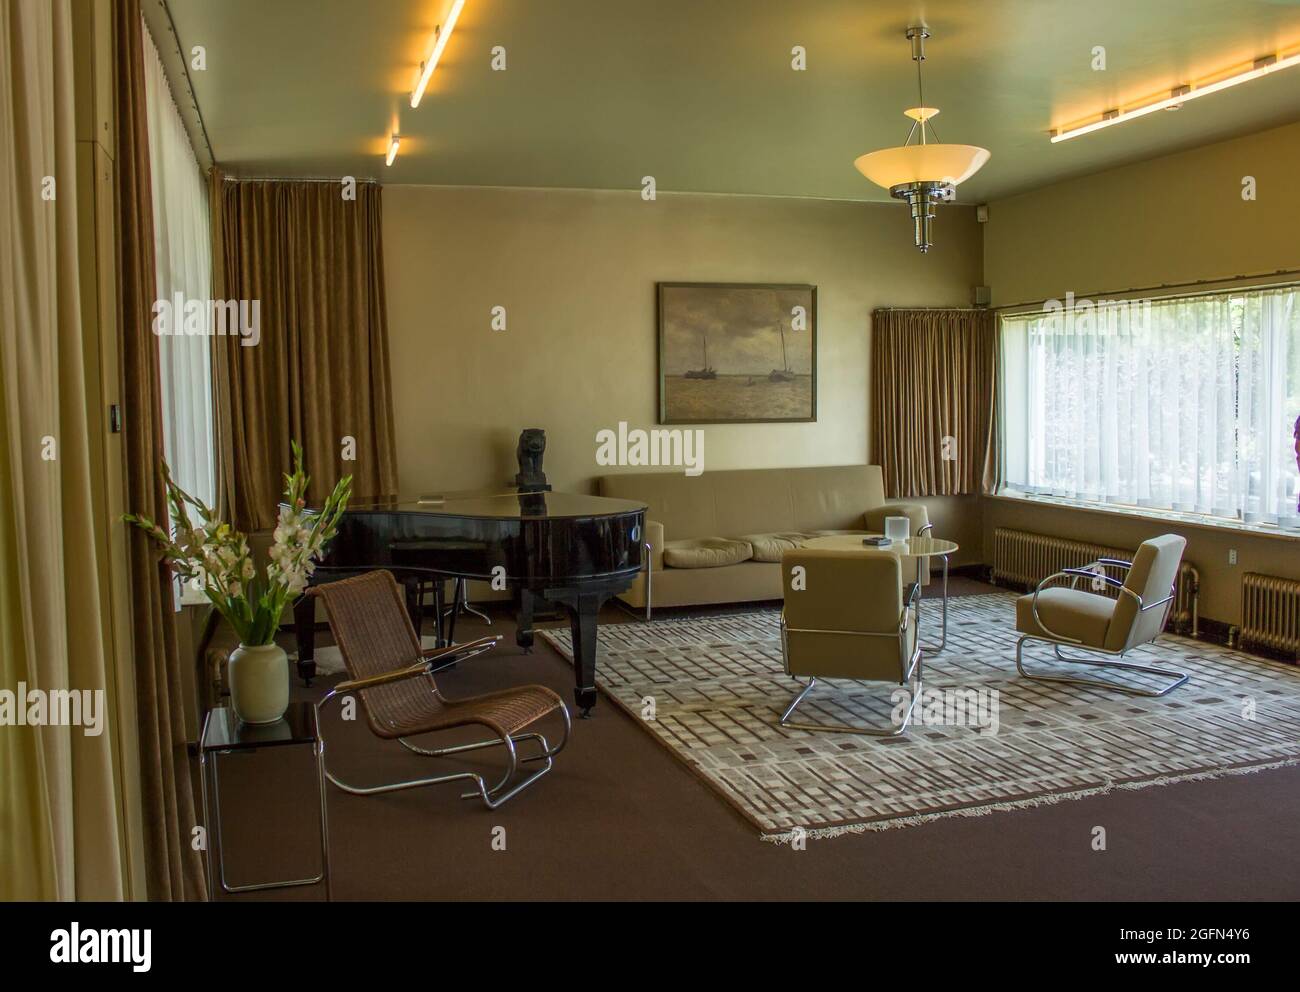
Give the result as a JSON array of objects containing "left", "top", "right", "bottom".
[
  {"left": 779, "top": 619, "right": 924, "bottom": 737},
  {"left": 315, "top": 661, "right": 572, "bottom": 810},
  {"left": 319, "top": 711, "right": 571, "bottom": 810},
  {"left": 779, "top": 671, "right": 923, "bottom": 736},
  {"left": 1014, "top": 635, "right": 1189, "bottom": 698}
]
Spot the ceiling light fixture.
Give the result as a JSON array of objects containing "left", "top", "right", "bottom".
[
  {"left": 1051, "top": 47, "right": 1300, "bottom": 142},
  {"left": 410, "top": 0, "right": 466, "bottom": 109},
  {"left": 386, "top": 134, "right": 401, "bottom": 166},
  {"left": 854, "top": 27, "right": 990, "bottom": 253}
]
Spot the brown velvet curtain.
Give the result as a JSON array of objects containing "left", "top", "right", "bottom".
[
  {"left": 871, "top": 308, "right": 1001, "bottom": 499},
  {"left": 212, "top": 179, "right": 397, "bottom": 530},
  {"left": 114, "top": 0, "right": 206, "bottom": 901}
]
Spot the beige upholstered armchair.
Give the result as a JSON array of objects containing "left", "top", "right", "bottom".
[
  {"left": 778, "top": 548, "right": 923, "bottom": 736},
  {"left": 1014, "top": 534, "right": 1189, "bottom": 697}
]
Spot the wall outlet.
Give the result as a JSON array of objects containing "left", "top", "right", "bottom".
[{"left": 1228, "top": 549, "right": 1238, "bottom": 565}]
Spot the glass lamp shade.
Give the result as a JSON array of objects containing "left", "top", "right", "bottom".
[{"left": 853, "top": 143, "right": 991, "bottom": 190}]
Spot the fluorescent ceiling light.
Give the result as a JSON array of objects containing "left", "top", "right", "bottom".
[
  {"left": 386, "top": 134, "right": 401, "bottom": 166},
  {"left": 1051, "top": 47, "right": 1300, "bottom": 142},
  {"left": 410, "top": 0, "right": 466, "bottom": 109}
]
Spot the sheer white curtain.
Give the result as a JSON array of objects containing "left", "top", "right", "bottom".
[
  {"left": 1002, "top": 287, "right": 1300, "bottom": 526},
  {"left": 1239, "top": 289, "right": 1300, "bottom": 523},
  {"left": 142, "top": 18, "right": 214, "bottom": 507}
]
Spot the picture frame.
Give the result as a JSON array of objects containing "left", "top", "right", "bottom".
[{"left": 657, "top": 282, "right": 817, "bottom": 424}]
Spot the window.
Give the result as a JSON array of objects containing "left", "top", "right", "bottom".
[
  {"left": 1000, "top": 287, "right": 1300, "bottom": 527},
  {"left": 142, "top": 18, "right": 215, "bottom": 509}
]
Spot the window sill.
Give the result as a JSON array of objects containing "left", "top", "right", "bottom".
[{"left": 988, "top": 491, "right": 1300, "bottom": 544}]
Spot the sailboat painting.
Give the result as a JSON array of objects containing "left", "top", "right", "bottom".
[{"left": 658, "top": 283, "right": 816, "bottom": 424}]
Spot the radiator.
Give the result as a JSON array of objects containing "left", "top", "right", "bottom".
[
  {"left": 1240, "top": 573, "right": 1300, "bottom": 658},
  {"left": 991, "top": 527, "right": 1200, "bottom": 637}
]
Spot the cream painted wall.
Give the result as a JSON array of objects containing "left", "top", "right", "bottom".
[
  {"left": 983, "top": 119, "right": 1300, "bottom": 624},
  {"left": 985, "top": 119, "right": 1300, "bottom": 307},
  {"left": 383, "top": 186, "right": 982, "bottom": 521}
]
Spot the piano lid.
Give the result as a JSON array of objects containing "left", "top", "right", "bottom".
[{"left": 325, "top": 489, "right": 647, "bottom": 521}]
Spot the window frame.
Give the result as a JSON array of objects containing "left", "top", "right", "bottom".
[{"left": 996, "top": 282, "right": 1300, "bottom": 535}]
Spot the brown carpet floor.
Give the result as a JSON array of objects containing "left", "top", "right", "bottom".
[{"left": 205, "top": 580, "right": 1300, "bottom": 901}]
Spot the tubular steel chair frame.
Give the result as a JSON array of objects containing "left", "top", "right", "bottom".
[
  {"left": 309, "top": 577, "right": 571, "bottom": 811},
  {"left": 313, "top": 639, "right": 572, "bottom": 810},
  {"left": 1015, "top": 558, "right": 1189, "bottom": 698},
  {"left": 779, "top": 581, "right": 923, "bottom": 736}
]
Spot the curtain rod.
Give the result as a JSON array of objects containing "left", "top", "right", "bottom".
[
  {"left": 159, "top": 0, "right": 214, "bottom": 166},
  {"left": 994, "top": 267, "right": 1300, "bottom": 312},
  {"left": 221, "top": 176, "right": 381, "bottom": 184},
  {"left": 873, "top": 307, "right": 987, "bottom": 312}
]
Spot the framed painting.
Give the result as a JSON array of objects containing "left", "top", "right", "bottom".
[{"left": 657, "top": 282, "right": 817, "bottom": 424}]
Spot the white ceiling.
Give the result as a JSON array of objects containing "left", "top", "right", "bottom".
[{"left": 160, "top": 0, "right": 1300, "bottom": 202}]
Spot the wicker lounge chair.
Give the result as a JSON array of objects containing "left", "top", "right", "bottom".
[{"left": 309, "top": 570, "right": 570, "bottom": 809}]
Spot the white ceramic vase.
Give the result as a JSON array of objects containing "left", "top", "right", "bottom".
[{"left": 228, "top": 643, "right": 289, "bottom": 724}]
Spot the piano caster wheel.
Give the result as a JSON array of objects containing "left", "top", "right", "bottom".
[
  {"left": 575, "top": 686, "right": 597, "bottom": 718},
  {"left": 297, "top": 657, "right": 316, "bottom": 688}
]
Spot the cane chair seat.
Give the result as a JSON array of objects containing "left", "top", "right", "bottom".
[
  {"left": 311, "top": 570, "right": 564, "bottom": 740},
  {"left": 362, "top": 681, "right": 565, "bottom": 740}
]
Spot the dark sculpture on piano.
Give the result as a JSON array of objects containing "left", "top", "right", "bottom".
[
  {"left": 292, "top": 489, "right": 646, "bottom": 716},
  {"left": 514, "top": 428, "right": 551, "bottom": 492}
]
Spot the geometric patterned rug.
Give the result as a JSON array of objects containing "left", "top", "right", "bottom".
[{"left": 540, "top": 594, "right": 1300, "bottom": 842}]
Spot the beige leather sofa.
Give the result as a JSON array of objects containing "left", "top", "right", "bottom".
[{"left": 597, "top": 465, "right": 929, "bottom": 611}]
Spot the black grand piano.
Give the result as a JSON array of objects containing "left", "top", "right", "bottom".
[{"left": 293, "top": 489, "right": 647, "bottom": 715}]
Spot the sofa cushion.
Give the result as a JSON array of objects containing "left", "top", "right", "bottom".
[
  {"left": 740, "top": 532, "right": 809, "bottom": 562},
  {"left": 663, "top": 537, "right": 754, "bottom": 569},
  {"left": 806, "top": 529, "right": 871, "bottom": 538}
]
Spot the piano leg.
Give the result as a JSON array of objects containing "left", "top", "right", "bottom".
[
  {"left": 293, "top": 595, "right": 316, "bottom": 687},
  {"left": 516, "top": 588, "right": 536, "bottom": 654},
  {"left": 444, "top": 578, "right": 461, "bottom": 646},
  {"left": 561, "top": 591, "right": 604, "bottom": 718},
  {"left": 433, "top": 579, "right": 447, "bottom": 647}
]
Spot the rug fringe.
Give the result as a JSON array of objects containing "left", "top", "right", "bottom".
[{"left": 759, "top": 756, "right": 1300, "bottom": 845}]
